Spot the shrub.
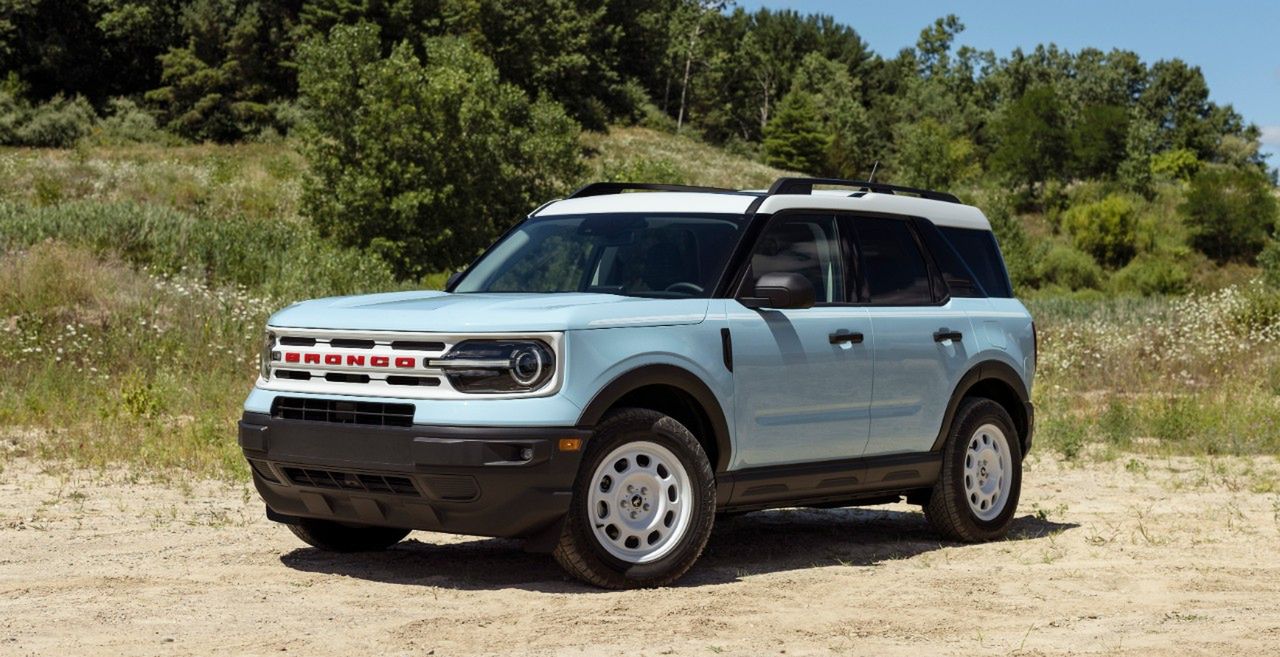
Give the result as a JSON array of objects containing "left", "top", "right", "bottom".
[
  {"left": 1149, "top": 148, "right": 1200, "bottom": 181},
  {"left": 297, "top": 25, "right": 583, "bottom": 278},
  {"left": 1181, "top": 164, "right": 1279, "bottom": 263},
  {"left": 1259, "top": 239, "right": 1280, "bottom": 288},
  {"left": 1061, "top": 194, "right": 1140, "bottom": 268},
  {"left": 1110, "top": 254, "right": 1190, "bottom": 296},
  {"left": 1035, "top": 244, "right": 1104, "bottom": 290},
  {"left": 0, "top": 92, "right": 97, "bottom": 147},
  {"left": 92, "top": 98, "right": 179, "bottom": 145}
]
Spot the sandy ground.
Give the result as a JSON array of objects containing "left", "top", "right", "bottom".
[{"left": 1, "top": 453, "right": 1278, "bottom": 657}]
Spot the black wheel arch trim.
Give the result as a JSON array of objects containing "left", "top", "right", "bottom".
[
  {"left": 576, "top": 364, "right": 733, "bottom": 474},
  {"left": 932, "top": 360, "right": 1033, "bottom": 453}
]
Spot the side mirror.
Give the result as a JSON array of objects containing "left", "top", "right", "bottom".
[
  {"left": 445, "top": 271, "right": 463, "bottom": 290},
  {"left": 741, "top": 272, "right": 815, "bottom": 310}
]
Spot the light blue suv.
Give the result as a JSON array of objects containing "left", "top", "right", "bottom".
[{"left": 240, "top": 177, "right": 1036, "bottom": 588}]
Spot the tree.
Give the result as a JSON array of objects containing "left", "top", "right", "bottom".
[
  {"left": 990, "top": 85, "right": 1069, "bottom": 189},
  {"left": 1069, "top": 104, "right": 1128, "bottom": 178},
  {"left": 145, "top": 0, "right": 299, "bottom": 141},
  {"left": 893, "top": 117, "right": 977, "bottom": 190},
  {"left": 762, "top": 91, "right": 829, "bottom": 173},
  {"left": 1180, "top": 165, "right": 1279, "bottom": 263},
  {"left": 296, "top": 24, "right": 583, "bottom": 278},
  {"left": 790, "top": 52, "right": 871, "bottom": 177}
]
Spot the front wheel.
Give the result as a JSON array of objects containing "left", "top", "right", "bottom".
[
  {"left": 924, "top": 398, "right": 1023, "bottom": 542},
  {"left": 287, "top": 518, "right": 410, "bottom": 552},
  {"left": 553, "top": 408, "right": 716, "bottom": 589}
]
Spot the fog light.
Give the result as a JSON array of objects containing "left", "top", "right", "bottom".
[{"left": 520, "top": 447, "right": 534, "bottom": 461}]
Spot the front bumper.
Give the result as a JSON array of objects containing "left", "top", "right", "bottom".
[{"left": 238, "top": 412, "right": 590, "bottom": 540}]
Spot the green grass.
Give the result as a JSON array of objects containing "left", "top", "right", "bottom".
[{"left": 1, "top": 131, "right": 1278, "bottom": 480}]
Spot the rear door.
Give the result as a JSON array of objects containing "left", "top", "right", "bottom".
[
  {"left": 727, "top": 212, "right": 873, "bottom": 468},
  {"left": 847, "top": 215, "right": 976, "bottom": 456}
]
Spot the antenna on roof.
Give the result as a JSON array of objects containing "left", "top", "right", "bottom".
[{"left": 867, "top": 160, "right": 880, "bottom": 184}]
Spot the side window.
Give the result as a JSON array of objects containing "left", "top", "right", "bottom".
[
  {"left": 747, "top": 214, "right": 845, "bottom": 304},
  {"left": 916, "top": 220, "right": 985, "bottom": 298},
  {"left": 852, "top": 217, "right": 934, "bottom": 306},
  {"left": 938, "top": 226, "right": 1014, "bottom": 298}
]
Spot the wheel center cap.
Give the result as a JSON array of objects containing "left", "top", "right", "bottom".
[{"left": 630, "top": 495, "right": 643, "bottom": 508}]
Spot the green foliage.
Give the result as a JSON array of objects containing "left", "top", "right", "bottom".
[
  {"left": 762, "top": 91, "right": 830, "bottom": 174},
  {"left": 990, "top": 85, "right": 1069, "bottom": 188},
  {"left": 1069, "top": 104, "right": 1128, "bottom": 178},
  {"left": 297, "top": 24, "right": 583, "bottom": 278},
  {"left": 1111, "top": 254, "right": 1190, "bottom": 296},
  {"left": 1035, "top": 244, "right": 1105, "bottom": 291},
  {"left": 1258, "top": 239, "right": 1280, "bottom": 288},
  {"left": 1061, "top": 194, "right": 1140, "bottom": 268},
  {"left": 144, "top": 0, "right": 296, "bottom": 142},
  {"left": 92, "top": 98, "right": 180, "bottom": 145},
  {"left": 893, "top": 117, "right": 978, "bottom": 190},
  {"left": 1180, "top": 165, "right": 1279, "bottom": 263},
  {"left": 1149, "top": 148, "right": 1201, "bottom": 181},
  {"left": 0, "top": 90, "right": 98, "bottom": 147}
]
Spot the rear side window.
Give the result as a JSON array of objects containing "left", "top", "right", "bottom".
[
  {"left": 938, "top": 226, "right": 1014, "bottom": 298},
  {"left": 916, "top": 220, "right": 984, "bottom": 298},
  {"left": 851, "top": 217, "right": 933, "bottom": 306}
]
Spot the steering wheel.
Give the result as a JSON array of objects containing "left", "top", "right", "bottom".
[{"left": 664, "top": 282, "right": 704, "bottom": 296}]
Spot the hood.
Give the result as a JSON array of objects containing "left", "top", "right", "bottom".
[{"left": 267, "top": 291, "right": 710, "bottom": 333}]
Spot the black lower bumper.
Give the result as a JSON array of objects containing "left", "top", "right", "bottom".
[{"left": 239, "top": 412, "right": 590, "bottom": 540}]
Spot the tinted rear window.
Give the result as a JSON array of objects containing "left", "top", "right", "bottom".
[
  {"left": 938, "top": 226, "right": 1014, "bottom": 298},
  {"left": 852, "top": 217, "right": 933, "bottom": 305}
]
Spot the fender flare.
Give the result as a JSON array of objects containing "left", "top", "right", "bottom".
[
  {"left": 576, "top": 364, "right": 733, "bottom": 473},
  {"left": 931, "top": 360, "right": 1033, "bottom": 453}
]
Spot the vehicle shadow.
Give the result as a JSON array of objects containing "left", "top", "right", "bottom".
[{"left": 278, "top": 507, "right": 1076, "bottom": 593}]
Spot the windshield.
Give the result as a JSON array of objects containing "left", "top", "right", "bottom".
[{"left": 452, "top": 213, "right": 748, "bottom": 298}]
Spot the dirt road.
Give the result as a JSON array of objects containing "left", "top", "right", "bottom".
[{"left": 1, "top": 453, "right": 1278, "bottom": 656}]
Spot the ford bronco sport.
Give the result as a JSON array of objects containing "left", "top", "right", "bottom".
[{"left": 240, "top": 177, "right": 1036, "bottom": 589}]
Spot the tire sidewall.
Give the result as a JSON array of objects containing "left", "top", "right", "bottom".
[{"left": 567, "top": 411, "right": 716, "bottom": 585}]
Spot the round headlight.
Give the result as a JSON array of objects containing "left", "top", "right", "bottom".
[{"left": 430, "top": 340, "right": 556, "bottom": 393}]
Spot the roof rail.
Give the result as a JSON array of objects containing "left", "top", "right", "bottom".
[
  {"left": 566, "top": 182, "right": 753, "bottom": 199},
  {"left": 766, "top": 177, "right": 961, "bottom": 204}
]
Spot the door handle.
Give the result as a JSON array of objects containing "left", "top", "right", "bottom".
[
  {"left": 934, "top": 329, "right": 963, "bottom": 343},
  {"left": 829, "top": 331, "right": 864, "bottom": 345}
]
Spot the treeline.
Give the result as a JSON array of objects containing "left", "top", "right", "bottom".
[
  {"left": 2, "top": 2, "right": 1263, "bottom": 172},
  {"left": 2, "top": 0, "right": 1275, "bottom": 287}
]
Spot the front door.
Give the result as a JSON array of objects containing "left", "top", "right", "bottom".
[{"left": 728, "top": 213, "right": 873, "bottom": 469}]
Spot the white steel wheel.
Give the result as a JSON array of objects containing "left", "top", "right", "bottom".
[
  {"left": 586, "top": 441, "right": 693, "bottom": 564},
  {"left": 963, "top": 423, "right": 1012, "bottom": 521}
]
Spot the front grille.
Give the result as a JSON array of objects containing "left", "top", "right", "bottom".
[
  {"left": 271, "top": 396, "right": 415, "bottom": 428},
  {"left": 282, "top": 466, "right": 420, "bottom": 497}
]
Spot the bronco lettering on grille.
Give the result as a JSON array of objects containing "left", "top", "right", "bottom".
[{"left": 282, "top": 352, "right": 417, "bottom": 369}]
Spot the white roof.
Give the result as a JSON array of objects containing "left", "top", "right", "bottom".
[{"left": 535, "top": 190, "right": 991, "bottom": 231}]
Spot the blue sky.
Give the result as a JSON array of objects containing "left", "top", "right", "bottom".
[{"left": 736, "top": 0, "right": 1280, "bottom": 162}]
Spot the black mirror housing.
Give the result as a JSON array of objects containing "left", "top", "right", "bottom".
[{"left": 741, "top": 272, "right": 816, "bottom": 310}]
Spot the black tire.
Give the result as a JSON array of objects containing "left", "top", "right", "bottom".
[
  {"left": 924, "top": 398, "right": 1023, "bottom": 542},
  {"left": 553, "top": 408, "right": 716, "bottom": 589},
  {"left": 287, "top": 518, "right": 410, "bottom": 552}
]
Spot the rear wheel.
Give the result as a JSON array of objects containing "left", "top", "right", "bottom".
[
  {"left": 287, "top": 518, "right": 410, "bottom": 552},
  {"left": 553, "top": 408, "right": 716, "bottom": 589},
  {"left": 924, "top": 398, "right": 1022, "bottom": 542}
]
